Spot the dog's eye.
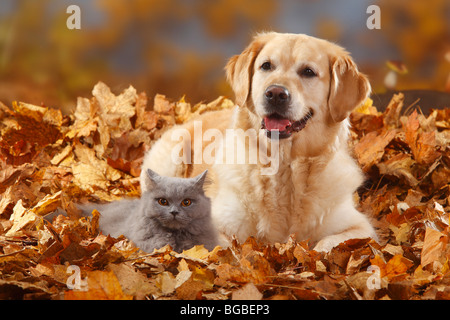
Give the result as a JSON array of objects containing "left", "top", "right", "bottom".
[
  {"left": 260, "top": 61, "right": 272, "bottom": 71},
  {"left": 300, "top": 67, "right": 317, "bottom": 78}
]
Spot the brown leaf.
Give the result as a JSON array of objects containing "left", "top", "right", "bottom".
[
  {"left": 232, "top": 283, "right": 263, "bottom": 300},
  {"left": 175, "top": 275, "right": 204, "bottom": 300},
  {"left": 214, "top": 263, "right": 247, "bottom": 287},
  {"left": 383, "top": 93, "right": 404, "bottom": 128},
  {"left": 377, "top": 153, "right": 418, "bottom": 186},
  {"left": 354, "top": 130, "right": 397, "bottom": 171},
  {"left": 421, "top": 227, "right": 448, "bottom": 267},
  {"left": 1, "top": 82, "right": 449, "bottom": 300},
  {"left": 107, "top": 263, "right": 158, "bottom": 299},
  {"left": 404, "top": 110, "right": 440, "bottom": 165}
]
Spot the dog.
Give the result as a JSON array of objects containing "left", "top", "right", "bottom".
[{"left": 140, "top": 32, "right": 377, "bottom": 252}]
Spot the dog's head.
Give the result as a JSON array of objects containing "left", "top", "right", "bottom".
[{"left": 226, "top": 32, "right": 370, "bottom": 142}]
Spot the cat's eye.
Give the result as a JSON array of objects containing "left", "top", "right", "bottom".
[
  {"left": 181, "top": 199, "right": 192, "bottom": 207},
  {"left": 157, "top": 198, "right": 169, "bottom": 206}
]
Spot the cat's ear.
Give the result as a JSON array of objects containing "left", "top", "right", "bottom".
[
  {"left": 192, "top": 170, "right": 208, "bottom": 190},
  {"left": 143, "top": 169, "right": 160, "bottom": 190}
]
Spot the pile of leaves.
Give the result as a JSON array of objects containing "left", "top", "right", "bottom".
[{"left": 0, "top": 83, "right": 448, "bottom": 300}]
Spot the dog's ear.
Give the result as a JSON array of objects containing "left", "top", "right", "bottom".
[
  {"left": 327, "top": 55, "right": 371, "bottom": 123},
  {"left": 225, "top": 34, "right": 269, "bottom": 107}
]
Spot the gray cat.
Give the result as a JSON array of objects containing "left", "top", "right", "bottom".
[{"left": 79, "top": 169, "right": 218, "bottom": 253}]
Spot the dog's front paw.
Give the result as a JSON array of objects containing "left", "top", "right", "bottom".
[{"left": 313, "top": 237, "right": 341, "bottom": 252}]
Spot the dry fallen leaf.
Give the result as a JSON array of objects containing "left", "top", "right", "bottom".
[
  {"left": 64, "top": 270, "right": 133, "bottom": 300},
  {"left": 0, "top": 83, "right": 448, "bottom": 300},
  {"left": 354, "top": 130, "right": 397, "bottom": 171},
  {"left": 404, "top": 110, "right": 441, "bottom": 165},
  {"left": 232, "top": 282, "right": 263, "bottom": 300},
  {"left": 421, "top": 227, "right": 448, "bottom": 268}
]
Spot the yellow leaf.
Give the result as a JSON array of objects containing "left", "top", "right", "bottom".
[
  {"left": 191, "top": 265, "right": 215, "bottom": 291},
  {"left": 71, "top": 162, "right": 109, "bottom": 192},
  {"left": 12, "top": 101, "right": 46, "bottom": 122},
  {"left": 354, "top": 97, "right": 377, "bottom": 115},
  {"left": 32, "top": 191, "right": 62, "bottom": 216},
  {"left": 92, "top": 82, "right": 136, "bottom": 136},
  {"left": 180, "top": 245, "right": 210, "bottom": 261},
  {"left": 12, "top": 101, "right": 62, "bottom": 126},
  {"left": 6, "top": 200, "right": 39, "bottom": 237}
]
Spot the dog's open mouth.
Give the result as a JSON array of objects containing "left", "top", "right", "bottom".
[{"left": 261, "top": 109, "right": 314, "bottom": 139}]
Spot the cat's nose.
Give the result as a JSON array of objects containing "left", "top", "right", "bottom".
[{"left": 170, "top": 210, "right": 179, "bottom": 216}]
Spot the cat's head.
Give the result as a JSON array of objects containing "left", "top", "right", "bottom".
[{"left": 141, "top": 169, "right": 211, "bottom": 230}]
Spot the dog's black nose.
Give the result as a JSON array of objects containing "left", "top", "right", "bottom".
[{"left": 265, "top": 85, "right": 290, "bottom": 107}]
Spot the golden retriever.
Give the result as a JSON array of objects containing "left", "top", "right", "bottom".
[{"left": 140, "top": 32, "right": 377, "bottom": 251}]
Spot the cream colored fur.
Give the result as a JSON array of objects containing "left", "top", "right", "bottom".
[{"left": 140, "top": 32, "right": 377, "bottom": 252}]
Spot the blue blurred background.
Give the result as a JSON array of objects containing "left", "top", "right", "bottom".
[{"left": 0, "top": 0, "right": 449, "bottom": 113}]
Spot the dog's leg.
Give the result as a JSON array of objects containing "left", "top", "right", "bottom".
[
  {"left": 211, "top": 184, "right": 255, "bottom": 246},
  {"left": 313, "top": 205, "right": 377, "bottom": 252}
]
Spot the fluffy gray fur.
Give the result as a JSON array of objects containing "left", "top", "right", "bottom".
[{"left": 79, "top": 169, "right": 218, "bottom": 253}]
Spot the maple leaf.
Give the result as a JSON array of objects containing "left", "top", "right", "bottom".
[
  {"left": 404, "top": 110, "right": 441, "bottom": 165},
  {"left": 370, "top": 254, "right": 414, "bottom": 281},
  {"left": 354, "top": 129, "right": 397, "bottom": 171}
]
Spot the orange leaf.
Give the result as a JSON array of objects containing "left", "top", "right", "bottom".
[
  {"left": 64, "top": 270, "right": 132, "bottom": 300},
  {"left": 384, "top": 254, "right": 413, "bottom": 280}
]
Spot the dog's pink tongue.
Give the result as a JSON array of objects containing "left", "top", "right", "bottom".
[{"left": 264, "top": 117, "right": 291, "bottom": 131}]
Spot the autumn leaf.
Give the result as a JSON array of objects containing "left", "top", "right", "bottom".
[
  {"left": 377, "top": 153, "right": 419, "bottom": 186},
  {"left": 64, "top": 270, "right": 133, "bottom": 300},
  {"left": 107, "top": 263, "right": 158, "bottom": 298},
  {"left": 370, "top": 254, "right": 413, "bottom": 281},
  {"left": 404, "top": 110, "right": 441, "bottom": 165},
  {"left": 354, "top": 129, "right": 397, "bottom": 171},
  {"left": 6, "top": 200, "right": 40, "bottom": 237},
  {"left": 32, "top": 191, "right": 62, "bottom": 217},
  {"left": 232, "top": 283, "right": 263, "bottom": 300},
  {"left": 0, "top": 83, "right": 449, "bottom": 300},
  {"left": 155, "top": 271, "right": 177, "bottom": 296},
  {"left": 421, "top": 228, "right": 448, "bottom": 268},
  {"left": 180, "top": 244, "right": 211, "bottom": 261},
  {"left": 383, "top": 92, "right": 404, "bottom": 128}
]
